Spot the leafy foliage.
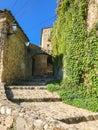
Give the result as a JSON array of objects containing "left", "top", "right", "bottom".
[{"left": 50, "top": 0, "right": 98, "bottom": 111}]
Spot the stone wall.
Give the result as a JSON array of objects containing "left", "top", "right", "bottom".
[
  {"left": 27, "top": 43, "right": 53, "bottom": 77},
  {"left": 34, "top": 54, "right": 48, "bottom": 75},
  {"left": 0, "top": 10, "right": 29, "bottom": 84},
  {"left": 0, "top": 15, "right": 7, "bottom": 83},
  {"left": 0, "top": 45, "right": 4, "bottom": 82},
  {"left": 87, "top": 0, "right": 98, "bottom": 30},
  {"left": 40, "top": 27, "right": 52, "bottom": 53},
  {"left": 25, "top": 44, "right": 42, "bottom": 77}
]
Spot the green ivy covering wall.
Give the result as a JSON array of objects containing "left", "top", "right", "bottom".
[{"left": 51, "top": 0, "right": 98, "bottom": 93}]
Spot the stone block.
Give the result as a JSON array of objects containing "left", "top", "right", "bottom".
[
  {"left": 0, "top": 106, "right": 6, "bottom": 114},
  {"left": 16, "top": 117, "right": 29, "bottom": 130},
  {"left": 0, "top": 125, "right": 7, "bottom": 130},
  {"left": 93, "top": 114, "right": 98, "bottom": 120},
  {"left": 34, "top": 119, "right": 44, "bottom": 129},
  {"left": 5, "top": 116, "right": 13, "bottom": 128},
  {"left": 6, "top": 107, "right": 12, "bottom": 115}
]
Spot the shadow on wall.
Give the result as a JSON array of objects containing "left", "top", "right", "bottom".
[{"left": 53, "top": 54, "right": 63, "bottom": 80}]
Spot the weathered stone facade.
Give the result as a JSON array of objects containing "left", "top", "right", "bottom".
[
  {"left": 40, "top": 27, "right": 53, "bottom": 75},
  {"left": 0, "top": 45, "right": 4, "bottom": 82},
  {"left": 0, "top": 13, "right": 7, "bottom": 83},
  {"left": 0, "top": 10, "right": 30, "bottom": 84},
  {"left": 34, "top": 54, "right": 48, "bottom": 75},
  {"left": 40, "top": 27, "right": 52, "bottom": 54}
]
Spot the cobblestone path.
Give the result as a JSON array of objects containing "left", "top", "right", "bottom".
[{"left": 5, "top": 84, "right": 98, "bottom": 130}]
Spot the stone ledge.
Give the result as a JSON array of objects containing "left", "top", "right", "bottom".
[
  {"left": 8, "top": 98, "right": 62, "bottom": 103},
  {"left": 57, "top": 114, "right": 98, "bottom": 124},
  {"left": 5, "top": 89, "right": 61, "bottom": 103},
  {"left": 6, "top": 85, "right": 46, "bottom": 89}
]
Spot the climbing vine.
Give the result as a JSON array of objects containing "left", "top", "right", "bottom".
[{"left": 51, "top": 0, "right": 98, "bottom": 95}]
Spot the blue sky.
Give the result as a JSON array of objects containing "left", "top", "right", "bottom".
[{"left": 0, "top": 0, "right": 57, "bottom": 45}]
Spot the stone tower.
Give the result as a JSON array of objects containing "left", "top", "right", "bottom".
[{"left": 40, "top": 27, "right": 52, "bottom": 54}]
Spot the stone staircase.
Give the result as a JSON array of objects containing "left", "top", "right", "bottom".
[
  {"left": 5, "top": 76, "right": 61, "bottom": 103},
  {"left": 2, "top": 78, "right": 98, "bottom": 129},
  {"left": 13, "top": 75, "right": 54, "bottom": 86}
]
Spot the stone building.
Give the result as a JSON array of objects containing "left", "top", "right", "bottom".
[
  {"left": 40, "top": 27, "right": 52, "bottom": 54},
  {"left": 27, "top": 27, "right": 53, "bottom": 76},
  {"left": 0, "top": 9, "right": 53, "bottom": 84},
  {"left": 0, "top": 9, "right": 30, "bottom": 84}
]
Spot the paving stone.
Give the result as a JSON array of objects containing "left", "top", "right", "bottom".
[
  {"left": 6, "top": 107, "right": 12, "bottom": 115},
  {"left": 0, "top": 125, "right": 7, "bottom": 130},
  {"left": 34, "top": 119, "right": 44, "bottom": 129},
  {"left": 5, "top": 116, "right": 13, "bottom": 128},
  {"left": 16, "top": 117, "right": 29, "bottom": 130},
  {"left": 0, "top": 106, "right": 6, "bottom": 114}
]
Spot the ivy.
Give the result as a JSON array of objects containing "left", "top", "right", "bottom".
[{"left": 51, "top": 0, "right": 98, "bottom": 95}]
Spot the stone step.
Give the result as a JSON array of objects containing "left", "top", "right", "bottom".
[
  {"left": 14, "top": 81, "right": 46, "bottom": 86},
  {"left": 20, "top": 102, "right": 98, "bottom": 125},
  {"left": 13, "top": 77, "right": 55, "bottom": 86},
  {"left": 6, "top": 85, "right": 46, "bottom": 89},
  {"left": 5, "top": 88, "right": 61, "bottom": 103}
]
